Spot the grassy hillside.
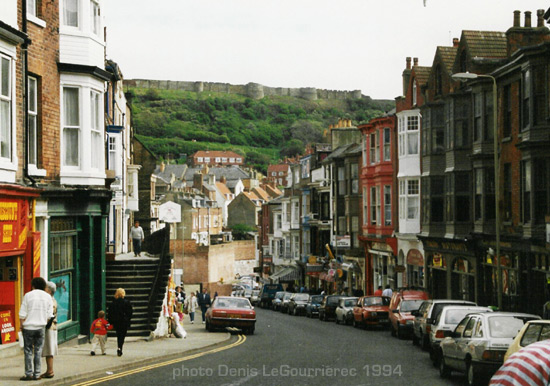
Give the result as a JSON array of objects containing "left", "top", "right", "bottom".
[{"left": 127, "top": 87, "right": 394, "bottom": 173}]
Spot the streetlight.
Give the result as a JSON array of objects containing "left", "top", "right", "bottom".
[{"left": 452, "top": 72, "right": 501, "bottom": 310}]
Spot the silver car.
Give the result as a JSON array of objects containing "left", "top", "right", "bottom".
[
  {"left": 430, "top": 305, "right": 492, "bottom": 365},
  {"left": 412, "top": 299, "right": 476, "bottom": 350},
  {"left": 335, "top": 297, "right": 358, "bottom": 325},
  {"left": 439, "top": 312, "right": 540, "bottom": 386}
]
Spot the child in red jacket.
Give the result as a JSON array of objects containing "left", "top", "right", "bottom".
[{"left": 90, "top": 310, "right": 113, "bottom": 355}]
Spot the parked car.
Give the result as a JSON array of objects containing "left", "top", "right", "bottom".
[
  {"left": 335, "top": 297, "right": 358, "bottom": 325},
  {"left": 287, "top": 293, "right": 310, "bottom": 316},
  {"left": 250, "top": 289, "right": 260, "bottom": 306},
  {"left": 279, "top": 292, "right": 293, "bottom": 313},
  {"left": 412, "top": 299, "right": 476, "bottom": 350},
  {"left": 231, "top": 284, "right": 246, "bottom": 297},
  {"left": 205, "top": 296, "right": 256, "bottom": 335},
  {"left": 388, "top": 289, "right": 430, "bottom": 339},
  {"left": 439, "top": 312, "right": 540, "bottom": 386},
  {"left": 352, "top": 296, "right": 391, "bottom": 328},
  {"left": 259, "top": 284, "right": 283, "bottom": 308},
  {"left": 319, "top": 295, "right": 345, "bottom": 321},
  {"left": 305, "top": 295, "right": 324, "bottom": 318},
  {"left": 503, "top": 319, "right": 550, "bottom": 362},
  {"left": 430, "top": 305, "right": 493, "bottom": 365},
  {"left": 271, "top": 291, "right": 287, "bottom": 311}
]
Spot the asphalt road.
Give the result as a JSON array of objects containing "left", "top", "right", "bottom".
[{"left": 93, "top": 308, "right": 467, "bottom": 386}]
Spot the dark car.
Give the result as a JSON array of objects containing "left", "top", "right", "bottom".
[
  {"left": 279, "top": 292, "right": 293, "bottom": 314},
  {"left": 287, "top": 293, "right": 310, "bottom": 316},
  {"left": 271, "top": 291, "right": 287, "bottom": 311},
  {"left": 319, "top": 295, "right": 345, "bottom": 321},
  {"left": 258, "top": 283, "right": 283, "bottom": 308},
  {"left": 305, "top": 295, "right": 324, "bottom": 318}
]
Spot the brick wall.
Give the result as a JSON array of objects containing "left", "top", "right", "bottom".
[{"left": 233, "top": 240, "right": 255, "bottom": 261}]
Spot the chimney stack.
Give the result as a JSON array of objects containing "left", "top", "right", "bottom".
[
  {"left": 537, "top": 9, "right": 544, "bottom": 27},
  {"left": 160, "top": 162, "right": 165, "bottom": 173},
  {"left": 406, "top": 57, "right": 411, "bottom": 70},
  {"left": 453, "top": 38, "right": 459, "bottom": 47},
  {"left": 525, "top": 11, "right": 532, "bottom": 28},
  {"left": 513, "top": 10, "right": 521, "bottom": 27},
  {"left": 413, "top": 57, "right": 418, "bottom": 66}
]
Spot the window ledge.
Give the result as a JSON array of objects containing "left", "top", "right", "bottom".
[
  {"left": 501, "top": 136, "right": 512, "bottom": 143},
  {"left": 28, "top": 166, "right": 47, "bottom": 177},
  {"left": 27, "top": 14, "right": 46, "bottom": 28}
]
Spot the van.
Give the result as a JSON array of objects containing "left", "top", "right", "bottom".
[{"left": 258, "top": 283, "right": 283, "bottom": 308}]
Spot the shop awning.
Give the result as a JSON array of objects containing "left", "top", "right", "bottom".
[
  {"left": 342, "top": 262, "right": 361, "bottom": 273},
  {"left": 270, "top": 266, "right": 300, "bottom": 282}
]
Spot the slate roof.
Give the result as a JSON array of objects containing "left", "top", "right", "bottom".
[
  {"left": 183, "top": 166, "right": 249, "bottom": 182},
  {"left": 216, "top": 182, "right": 232, "bottom": 196},
  {"left": 154, "top": 164, "right": 188, "bottom": 181},
  {"left": 413, "top": 66, "right": 431, "bottom": 87},
  {"left": 437, "top": 46, "right": 458, "bottom": 73},
  {"left": 462, "top": 30, "right": 507, "bottom": 59},
  {"left": 323, "top": 143, "right": 362, "bottom": 162}
]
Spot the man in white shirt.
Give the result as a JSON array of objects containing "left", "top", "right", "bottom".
[
  {"left": 19, "top": 277, "right": 54, "bottom": 381},
  {"left": 129, "top": 221, "right": 145, "bottom": 257},
  {"left": 382, "top": 284, "right": 393, "bottom": 298}
]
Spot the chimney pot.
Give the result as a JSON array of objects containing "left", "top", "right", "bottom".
[
  {"left": 413, "top": 57, "right": 418, "bottom": 66},
  {"left": 513, "top": 10, "right": 521, "bottom": 27},
  {"left": 406, "top": 57, "right": 412, "bottom": 69},
  {"left": 453, "top": 38, "right": 459, "bottom": 47},
  {"left": 525, "top": 11, "right": 532, "bottom": 28},
  {"left": 537, "top": 9, "right": 544, "bottom": 27}
]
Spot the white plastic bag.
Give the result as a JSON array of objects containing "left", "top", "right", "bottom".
[
  {"left": 18, "top": 331, "right": 24, "bottom": 348},
  {"left": 171, "top": 312, "right": 187, "bottom": 339}
]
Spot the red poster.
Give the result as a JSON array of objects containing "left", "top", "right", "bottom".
[{"left": 0, "top": 310, "right": 16, "bottom": 344}]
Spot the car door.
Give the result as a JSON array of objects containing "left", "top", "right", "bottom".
[
  {"left": 456, "top": 316, "right": 478, "bottom": 372},
  {"left": 353, "top": 298, "right": 363, "bottom": 321},
  {"left": 443, "top": 316, "right": 471, "bottom": 368}
]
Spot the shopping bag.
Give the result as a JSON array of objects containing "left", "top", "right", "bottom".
[{"left": 18, "top": 331, "right": 24, "bottom": 348}]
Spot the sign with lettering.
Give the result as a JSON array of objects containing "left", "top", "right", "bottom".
[
  {"left": 159, "top": 201, "right": 181, "bottom": 223},
  {"left": 407, "top": 249, "right": 424, "bottom": 266},
  {"left": 0, "top": 199, "right": 29, "bottom": 253},
  {"left": 0, "top": 310, "right": 16, "bottom": 344}
]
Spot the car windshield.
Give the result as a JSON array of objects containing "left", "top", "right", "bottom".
[
  {"left": 216, "top": 298, "right": 252, "bottom": 309},
  {"left": 445, "top": 309, "right": 481, "bottom": 325},
  {"left": 488, "top": 316, "right": 533, "bottom": 338},
  {"left": 294, "top": 294, "right": 309, "bottom": 301},
  {"left": 344, "top": 299, "right": 357, "bottom": 307},
  {"left": 310, "top": 296, "right": 323, "bottom": 304},
  {"left": 327, "top": 297, "right": 341, "bottom": 306},
  {"left": 364, "top": 297, "right": 388, "bottom": 306},
  {"left": 400, "top": 300, "right": 424, "bottom": 312}
]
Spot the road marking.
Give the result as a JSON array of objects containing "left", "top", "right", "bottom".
[{"left": 72, "top": 334, "right": 247, "bottom": 386}]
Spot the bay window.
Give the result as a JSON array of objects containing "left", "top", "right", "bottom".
[
  {"left": 63, "top": 0, "right": 79, "bottom": 27},
  {"left": 28, "top": 76, "right": 38, "bottom": 166},
  {"left": 63, "top": 87, "right": 80, "bottom": 167},
  {"left": 90, "top": 91, "right": 101, "bottom": 169},
  {"left": 370, "top": 186, "right": 379, "bottom": 225},
  {"left": 0, "top": 56, "right": 11, "bottom": 160}
]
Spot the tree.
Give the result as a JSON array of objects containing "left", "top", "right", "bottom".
[
  {"left": 230, "top": 224, "right": 256, "bottom": 240},
  {"left": 280, "top": 139, "right": 304, "bottom": 158}
]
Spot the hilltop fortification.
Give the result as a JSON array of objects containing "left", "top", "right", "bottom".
[{"left": 125, "top": 79, "right": 364, "bottom": 101}]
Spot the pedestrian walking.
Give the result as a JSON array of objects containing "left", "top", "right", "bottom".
[
  {"left": 374, "top": 286, "right": 383, "bottom": 296},
  {"left": 382, "top": 284, "right": 393, "bottom": 298},
  {"left": 108, "top": 288, "right": 133, "bottom": 357},
  {"left": 184, "top": 292, "right": 199, "bottom": 324},
  {"left": 129, "top": 220, "right": 144, "bottom": 257},
  {"left": 40, "top": 281, "right": 58, "bottom": 379},
  {"left": 18, "top": 277, "right": 54, "bottom": 381},
  {"left": 197, "top": 288, "right": 211, "bottom": 324},
  {"left": 174, "top": 286, "right": 185, "bottom": 323},
  {"left": 90, "top": 310, "right": 113, "bottom": 355}
]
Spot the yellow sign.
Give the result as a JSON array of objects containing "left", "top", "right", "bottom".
[
  {"left": 2, "top": 224, "right": 12, "bottom": 243},
  {"left": 0, "top": 202, "right": 17, "bottom": 221}
]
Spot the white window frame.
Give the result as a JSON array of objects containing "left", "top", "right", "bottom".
[
  {"left": 108, "top": 136, "right": 116, "bottom": 171},
  {"left": 398, "top": 113, "right": 420, "bottom": 157},
  {"left": 28, "top": 76, "right": 38, "bottom": 166},
  {"left": 0, "top": 55, "right": 13, "bottom": 162},
  {"left": 400, "top": 178, "right": 420, "bottom": 220},
  {"left": 62, "top": 86, "right": 80, "bottom": 167},
  {"left": 370, "top": 186, "right": 379, "bottom": 225},
  {"left": 63, "top": 0, "right": 79, "bottom": 28},
  {"left": 90, "top": 90, "right": 102, "bottom": 170},
  {"left": 27, "top": 0, "right": 37, "bottom": 17},
  {"left": 90, "top": 0, "right": 100, "bottom": 36},
  {"left": 384, "top": 185, "right": 391, "bottom": 226},
  {"left": 383, "top": 127, "right": 391, "bottom": 161}
]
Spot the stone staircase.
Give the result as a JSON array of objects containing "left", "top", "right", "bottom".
[{"left": 105, "top": 259, "right": 171, "bottom": 337}]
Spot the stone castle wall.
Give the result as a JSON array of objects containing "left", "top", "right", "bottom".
[{"left": 125, "top": 79, "right": 364, "bottom": 101}]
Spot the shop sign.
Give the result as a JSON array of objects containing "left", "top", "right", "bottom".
[
  {"left": 432, "top": 253, "right": 443, "bottom": 267},
  {"left": 335, "top": 235, "right": 351, "bottom": 248},
  {"left": 0, "top": 310, "right": 15, "bottom": 344},
  {"left": 394, "top": 265, "right": 406, "bottom": 273},
  {"left": 263, "top": 256, "right": 272, "bottom": 264},
  {"left": 0, "top": 199, "right": 29, "bottom": 252},
  {"left": 372, "top": 242, "right": 393, "bottom": 253},
  {"left": 407, "top": 249, "right": 424, "bottom": 266}
]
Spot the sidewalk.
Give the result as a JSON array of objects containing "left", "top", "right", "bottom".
[{"left": 0, "top": 321, "right": 230, "bottom": 386}]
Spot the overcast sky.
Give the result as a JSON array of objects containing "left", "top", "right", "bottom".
[{"left": 104, "top": 0, "right": 548, "bottom": 100}]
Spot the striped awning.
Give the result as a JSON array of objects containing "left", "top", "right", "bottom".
[{"left": 270, "top": 266, "right": 300, "bottom": 282}]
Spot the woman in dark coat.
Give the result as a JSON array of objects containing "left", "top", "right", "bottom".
[{"left": 108, "top": 288, "right": 133, "bottom": 357}]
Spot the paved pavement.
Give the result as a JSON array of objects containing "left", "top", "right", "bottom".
[{"left": 0, "top": 321, "right": 230, "bottom": 386}]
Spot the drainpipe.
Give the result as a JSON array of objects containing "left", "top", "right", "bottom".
[{"left": 22, "top": 1, "right": 36, "bottom": 186}]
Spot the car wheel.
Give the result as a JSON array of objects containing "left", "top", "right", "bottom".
[
  {"left": 397, "top": 325, "right": 404, "bottom": 339},
  {"left": 466, "top": 361, "right": 483, "bottom": 386},
  {"left": 439, "top": 356, "right": 451, "bottom": 378},
  {"left": 421, "top": 333, "right": 430, "bottom": 351},
  {"left": 390, "top": 323, "right": 396, "bottom": 337},
  {"left": 335, "top": 316, "right": 340, "bottom": 324},
  {"left": 206, "top": 320, "right": 214, "bottom": 332},
  {"left": 293, "top": 308, "right": 297, "bottom": 316},
  {"left": 412, "top": 333, "right": 419, "bottom": 346},
  {"left": 247, "top": 327, "right": 255, "bottom": 335}
]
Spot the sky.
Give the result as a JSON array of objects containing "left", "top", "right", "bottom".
[{"left": 104, "top": 0, "right": 548, "bottom": 100}]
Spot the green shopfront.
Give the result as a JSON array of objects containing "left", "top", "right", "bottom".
[{"left": 44, "top": 189, "right": 110, "bottom": 343}]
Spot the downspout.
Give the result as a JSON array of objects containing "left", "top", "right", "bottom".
[{"left": 22, "top": 1, "right": 36, "bottom": 186}]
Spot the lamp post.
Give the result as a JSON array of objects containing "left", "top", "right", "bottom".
[{"left": 452, "top": 72, "right": 501, "bottom": 310}]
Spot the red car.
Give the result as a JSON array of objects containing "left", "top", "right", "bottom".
[
  {"left": 352, "top": 295, "right": 391, "bottom": 328},
  {"left": 205, "top": 296, "right": 256, "bottom": 334},
  {"left": 388, "top": 289, "right": 430, "bottom": 339}
]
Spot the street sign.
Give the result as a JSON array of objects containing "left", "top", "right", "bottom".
[
  {"left": 335, "top": 235, "right": 350, "bottom": 248},
  {"left": 159, "top": 201, "right": 181, "bottom": 223}
]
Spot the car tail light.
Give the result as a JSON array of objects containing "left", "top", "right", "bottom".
[
  {"left": 213, "top": 310, "right": 227, "bottom": 317},
  {"left": 242, "top": 312, "right": 255, "bottom": 319},
  {"left": 426, "top": 324, "right": 431, "bottom": 334},
  {"left": 482, "top": 350, "right": 505, "bottom": 362},
  {"left": 435, "top": 330, "right": 445, "bottom": 339}
]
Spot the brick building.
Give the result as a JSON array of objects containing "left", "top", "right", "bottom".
[{"left": 191, "top": 150, "right": 244, "bottom": 167}]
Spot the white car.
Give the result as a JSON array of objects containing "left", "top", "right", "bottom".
[{"left": 335, "top": 297, "right": 358, "bottom": 325}]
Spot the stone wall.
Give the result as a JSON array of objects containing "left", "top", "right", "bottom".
[{"left": 126, "top": 79, "right": 364, "bottom": 101}]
